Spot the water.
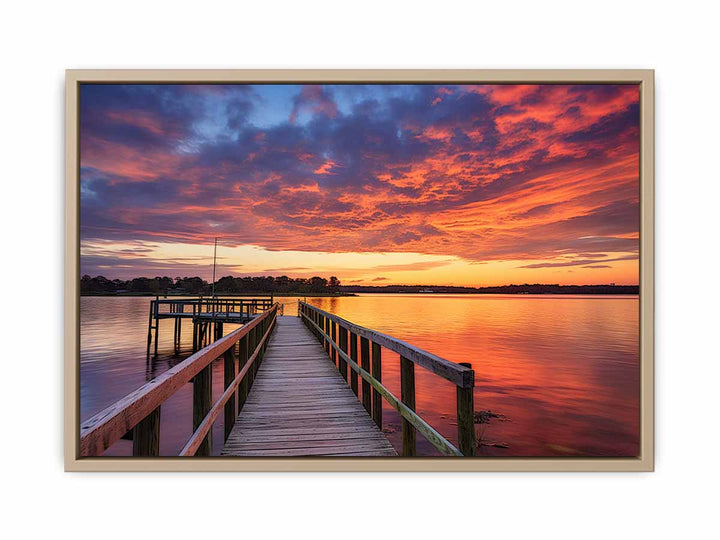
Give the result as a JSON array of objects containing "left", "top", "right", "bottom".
[{"left": 80, "top": 294, "right": 639, "bottom": 457}]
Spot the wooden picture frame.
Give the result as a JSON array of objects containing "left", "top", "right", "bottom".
[{"left": 65, "top": 69, "right": 654, "bottom": 472}]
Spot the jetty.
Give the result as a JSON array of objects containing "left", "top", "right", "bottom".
[{"left": 80, "top": 299, "right": 476, "bottom": 458}]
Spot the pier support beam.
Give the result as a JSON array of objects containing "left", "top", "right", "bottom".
[
  {"left": 193, "top": 366, "right": 212, "bottom": 456},
  {"left": 371, "top": 342, "right": 382, "bottom": 428},
  {"left": 457, "top": 362, "right": 475, "bottom": 457},
  {"left": 350, "top": 332, "right": 359, "bottom": 396},
  {"left": 400, "top": 356, "right": 416, "bottom": 457},
  {"left": 132, "top": 406, "right": 161, "bottom": 457}
]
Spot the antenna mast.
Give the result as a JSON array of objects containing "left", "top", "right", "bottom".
[{"left": 211, "top": 237, "right": 217, "bottom": 297}]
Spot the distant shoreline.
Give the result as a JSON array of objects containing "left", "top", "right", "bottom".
[
  {"left": 80, "top": 292, "right": 357, "bottom": 297},
  {"left": 81, "top": 285, "right": 639, "bottom": 297}
]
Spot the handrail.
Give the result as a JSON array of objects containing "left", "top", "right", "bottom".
[
  {"left": 298, "top": 301, "right": 476, "bottom": 457},
  {"left": 80, "top": 303, "right": 279, "bottom": 457},
  {"left": 179, "top": 315, "right": 276, "bottom": 456},
  {"left": 299, "top": 302, "right": 473, "bottom": 388}
]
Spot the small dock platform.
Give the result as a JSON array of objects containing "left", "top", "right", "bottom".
[{"left": 222, "top": 316, "right": 396, "bottom": 457}]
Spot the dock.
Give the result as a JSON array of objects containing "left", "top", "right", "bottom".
[
  {"left": 146, "top": 296, "right": 274, "bottom": 356},
  {"left": 80, "top": 299, "right": 476, "bottom": 458},
  {"left": 222, "top": 316, "right": 396, "bottom": 456}
]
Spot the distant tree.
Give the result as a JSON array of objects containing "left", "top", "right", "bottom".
[
  {"left": 328, "top": 276, "right": 341, "bottom": 292},
  {"left": 308, "top": 276, "right": 328, "bottom": 293}
]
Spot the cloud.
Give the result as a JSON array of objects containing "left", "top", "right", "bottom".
[
  {"left": 519, "top": 255, "right": 638, "bottom": 269},
  {"left": 261, "top": 267, "right": 311, "bottom": 272},
  {"left": 79, "top": 83, "right": 640, "bottom": 281},
  {"left": 289, "top": 85, "right": 338, "bottom": 123},
  {"left": 372, "top": 277, "right": 389, "bottom": 281}
]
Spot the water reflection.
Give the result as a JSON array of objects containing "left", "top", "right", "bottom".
[{"left": 81, "top": 294, "right": 639, "bottom": 457}]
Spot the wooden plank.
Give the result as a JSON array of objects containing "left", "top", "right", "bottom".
[{"left": 222, "top": 316, "right": 396, "bottom": 457}]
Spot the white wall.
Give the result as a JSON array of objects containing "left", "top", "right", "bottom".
[{"left": 1, "top": 1, "right": 717, "bottom": 538}]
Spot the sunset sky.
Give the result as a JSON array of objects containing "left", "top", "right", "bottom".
[{"left": 80, "top": 83, "right": 639, "bottom": 286}]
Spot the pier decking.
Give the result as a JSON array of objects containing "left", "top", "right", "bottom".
[{"left": 222, "top": 316, "right": 396, "bottom": 456}]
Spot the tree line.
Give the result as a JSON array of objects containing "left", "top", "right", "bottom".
[{"left": 80, "top": 274, "right": 342, "bottom": 295}]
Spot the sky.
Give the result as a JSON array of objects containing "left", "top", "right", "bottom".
[{"left": 80, "top": 83, "right": 639, "bottom": 286}]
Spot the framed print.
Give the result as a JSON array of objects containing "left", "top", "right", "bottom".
[{"left": 65, "top": 69, "right": 654, "bottom": 471}]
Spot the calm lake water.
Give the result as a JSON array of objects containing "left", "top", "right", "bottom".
[{"left": 80, "top": 294, "right": 639, "bottom": 457}]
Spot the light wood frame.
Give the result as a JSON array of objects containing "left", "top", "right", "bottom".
[{"left": 65, "top": 69, "right": 654, "bottom": 472}]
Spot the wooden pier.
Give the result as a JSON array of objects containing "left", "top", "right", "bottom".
[
  {"left": 146, "top": 296, "right": 274, "bottom": 357},
  {"left": 80, "top": 300, "right": 476, "bottom": 458}
]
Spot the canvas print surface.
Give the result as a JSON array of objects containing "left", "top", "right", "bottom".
[{"left": 78, "top": 83, "right": 640, "bottom": 458}]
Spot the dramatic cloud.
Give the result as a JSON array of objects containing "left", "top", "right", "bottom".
[{"left": 79, "top": 83, "right": 640, "bottom": 285}]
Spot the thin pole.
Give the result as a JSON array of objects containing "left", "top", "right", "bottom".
[{"left": 211, "top": 237, "right": 217, "bottom": 298}]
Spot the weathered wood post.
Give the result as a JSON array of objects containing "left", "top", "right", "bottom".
[
  {"left": 224, "top": 344, "right": 237, "bottom": 441},
  {"left": 322, "top": 315, "right": 328, "bottom": 353},
  {"left": 132, "top": 407, "right": 160, "bottom": 456},
  {"left": 371, "top": 342, "right": 382, "bottom": 428},
  {"left": 331, "top": 321, "right": 337, "bottom": 366},
  {"left": 178, "top": 303, "right": 184, "bottom": 349},
  {"left": 216, "top": 321, "right": 223, "bottom": 341},
  {"left": 338, "top": 326, "right": 348, "bottom": 381},
  {"left": 237, "top": 334, "right": 249, "bottom": 412},
  {"left": 146, "top": 300, "right": 154, "bottom": 357},
  {"left": 360, "top": 337, "right": 371, "bottom": 414},
  {"left": 153, "top": 295, "right": 159, "bottom": 357},
  {"left": 457, "top": 362, "right": 475, "bottom": 457},
  {"left": 400, "top": 356, "right": 416, "bottom": 456},
  {"left": 350, "top": 332, "right": 359, "bottom": 396},
  {"left": 248, "top": 326, "right": 257, "bottom": 386},
  {"left": 193, "top": 365, "right": 212, "bottom": 456}
]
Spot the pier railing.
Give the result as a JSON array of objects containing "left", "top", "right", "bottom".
[
  {"left": 298, "top": 301, "right": 475, "bottom": 457},
  {"left": 147, "top": 296, "right": 274, "bottom": 356},
  {"left": 80, "top": 303, "right": 280, "bottom": 457}
]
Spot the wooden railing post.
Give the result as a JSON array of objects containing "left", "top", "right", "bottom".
[
  {"left": 132, "top": 406, "right": 160, "bottom": 456},
  {"left": 323, "top": 315, "right": 329, "bottom": 354},
  {"left": 193, "top": 365, "right": 212, "bottom": 456},
  {"left": 224, "top": 345, "right": 237, "bottom": 441},
  {"left": 350, "top": 332, "right": 359, "bottom": 396},
  {"left": 338, "top": 325, "right": 348, "bottom": 381},
  {"left": 146, "top": 300, "right": 154, "bottom": 357},
  {"left": 250, "top": 325, "right": 256, "bottom": 366},
  {"left": 371, "top": 342, "right": 382, "bottom": 428},
  {"left": 237, "top": 334, "right": 249, "bottom": 412},
  {"left": 457, "top": 362, "right": 475, "bottom": 457},
  {"left": 360, "top": 337, "right": 371, "bottom": 414},
  {"left": 153, "top": 295, "right": 159, "bottom": 357},
  {"left": 331, "top": 321, "right": 337, "bottom": 367},
  {"left": 400, "top": 356, "right": 416, "bottom": 456}
]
